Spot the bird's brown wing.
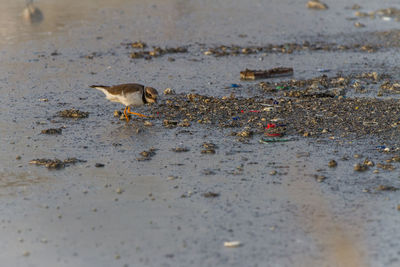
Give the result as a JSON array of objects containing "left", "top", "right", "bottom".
[{"left": 106, "top": 83, "right": 144, "bottom": 95}]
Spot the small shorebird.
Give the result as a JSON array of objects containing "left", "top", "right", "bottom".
[{"left": 90, "top": 83, "right": 158, "bottom": 122}]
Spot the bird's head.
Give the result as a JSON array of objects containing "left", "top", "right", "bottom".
[{"left": 144, "top": 87, "right": 158, "bottom": 104}]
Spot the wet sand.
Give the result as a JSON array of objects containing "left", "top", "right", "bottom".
[{"left": 1, "top": 0, "right": 400, "bottom": 266}]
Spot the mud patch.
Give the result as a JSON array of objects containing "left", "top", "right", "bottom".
[{"left": 58, "top": 109, "right": 89, "bottom": 118}]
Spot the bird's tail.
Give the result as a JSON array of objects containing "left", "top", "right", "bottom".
[{"left": 90, "top": 85, "right": 109, "bottom": 90}]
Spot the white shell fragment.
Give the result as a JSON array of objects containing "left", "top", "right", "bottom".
[{"left": 224, "top": 241, "right": 241, "bottom": 248}]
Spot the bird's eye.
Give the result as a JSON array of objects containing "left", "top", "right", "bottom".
[{"left": 146, "top": 93, "right": 151, "bottom": 97}]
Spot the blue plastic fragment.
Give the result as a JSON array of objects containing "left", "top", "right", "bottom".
[
  {"left": 317, "top": 68, "right": 331, "bottom": 73},
  {"left": 273, "top": 100, "right": 279, "bottom": 105},
  {"left": 231, "top": 84, "right": 240, "bottom": 88},
  {"left": 232, "top": 116, "right": 240, "bottom": 120}
]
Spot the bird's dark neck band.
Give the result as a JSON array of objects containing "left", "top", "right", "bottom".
[{"left": 142, "top": 90, "right": 147, "bottom": 104}]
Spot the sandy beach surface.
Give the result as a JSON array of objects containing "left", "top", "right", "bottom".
[{"left": 1, "top": 0, "right": 400, "bottom": 266}]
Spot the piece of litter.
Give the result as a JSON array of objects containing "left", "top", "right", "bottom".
[
  {"left": 317, "top": 68, "right": 331, "bottom": 73},
  {"left": 164, "top": 88, "right": 175, "bottom": 95},
  {"left": 224, "top": 241, "right": 241, "bottom": 248},
  {"left": 307, "top": 0, "right": 328, "bottom": 10},
  {"left": 240, "top": 67, "right": 293, "bottom": 80},
  {"left": 263, "top": 107, "right": 274, "bottom": 111}
]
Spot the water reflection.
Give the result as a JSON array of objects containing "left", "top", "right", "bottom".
[
  {"left": 0, "top": 0, "right": 197, "bottom": 46},
  {"left": 0, "top": 0, "right": 129, "bottom": 46}
]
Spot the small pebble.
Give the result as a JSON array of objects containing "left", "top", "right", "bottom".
[
  {"left": 224, "top": 241, "right": 241, "bottom": 248},
  {"left": 307, "top": 0, "right": 328, "bottom": 10},
  {"left": 164, "top": 88, "right": 175, "bottom": 95},
  {"left": 114, "top": 110, "right": 122, "bottom": 117},
  {"left": 354, "top": 22, "right": 366, "bottom": 28},
  {"left": 95, "top": 163, "right": 105, "bottom": 168},
  {"left": 315, "top": 175, "right": 326, "bottom": 182},
  {"left": 328, "top": 160, "right": 337, "bottom": 167},
  {"left": 354, "top": 163, "right": 368, "bottom": 172}
]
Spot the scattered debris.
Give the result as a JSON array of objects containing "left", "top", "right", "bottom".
[
  {"left": 130, "top": 41, "right": 147, "bottom": 49},
  {"left": 377, "top": 163, "right": 395, "bottom": 171},
  {"left": 58, "top": 109, "right": 89, "bottom": 118},
  {"left": 149, "top": 79, "right": 400, "bottom": 141},
  {"left": 137, "top": 148, "right": 157, "bottom": 161},
  {"left": 228, "top": 83, "right": 241, "bottom": 88},
  {"left": 202, "top": 41, "right": 380, "bottom": 57},
  {"left": 364, "top": 159, "right": 375, "bottom": 167},
  {"left": 95, "top": 163, "right": 105, "bottom": 168},
  {"left": 328, "top": 160, "right": 337, "bottom": 168},
  {"left": 265, "top": 123, "right": 286, "bottom": 137},
  {"left": 171, "top": 147, "right": 190, "bottom": 152},
  {"left": 164, "top": 88, "right": 175, "bottom": 95},
  {"left": 235, "top": 127, "right": 253, "bottom": 138},
  {"left": 354, "top": 163, "right": 368, "bottom": 172},
  {"left": 178, "top": 119, "right": 191, "bottom": 127},
  {"left": 202, "top": 142, "right": 218, "bottom": 149},
  {"left": 376, "top": 185, "right": 399, "bottom": 191},
  {"left": 350, "top": 4, "right": 362, "bottom": 10},
  {"left": 202, "top": 169, "right": 216, "bottom": 175},
  {"left": 201, "top": 142, "right": 217, "bottom": 154},
  {"left": 163, "top": 120, "right": 179, "bottom": 128},
  {"left": 307, "top": 0, "right": 328, "bottom": 10},
  {"left": 29, "top": 158, "right": 85, "bottom": 169},
  {"left": 114, "top": 110, "right": 122, "bottom": 117},
  {"left": 127, "top": 44, "right": 188, "bottom": 60},
  {"left": 224, "top": 241, "right": 242, "bottom": 248},
  {"left": 314, "top": 175, "right": 327, "bottom": 182},
  {"left": 41, "top": 128, "right": 62, "bottom": 135},
  {"left": 356, "top": 7, "right": 400, "bottom": 22},
  {"left": 354, "top": 22, "right": 366, "bottom": 28},
  {"left": 202, "top": 192, "right": 220, "bottom": 198},
  {"left": 240, "top": 67, "right": 293, "bottom": 80},
  {"left": 201, "top": 149, "right": 216, "bottom": 154}
]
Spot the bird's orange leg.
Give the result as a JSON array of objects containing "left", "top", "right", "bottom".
[
  {"left": 123, "top": 106, "right": 130, "bottom": 122},
  {"left": 127, "top": 106, "right": 148, "bottom": 118}
]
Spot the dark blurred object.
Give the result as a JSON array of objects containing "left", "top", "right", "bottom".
[{"left": 23, "top": 0, "right": 44, "bottom": 24}]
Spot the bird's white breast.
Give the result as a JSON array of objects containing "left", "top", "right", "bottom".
[
  {"left": 123, "top": 91, "right": 143, "bottom": 106},
  {"left": 96, "top": 87, "right": 144, "bottom": 107}
]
